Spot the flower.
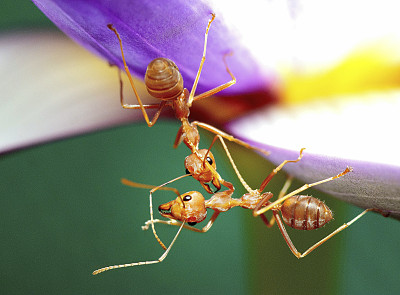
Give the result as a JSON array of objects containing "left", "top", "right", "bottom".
[{"left": 14, "top": 0, "right": 400, "bottom": 217}]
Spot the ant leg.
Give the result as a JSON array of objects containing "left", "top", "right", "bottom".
[
  {"left": 121, "top": 178, "right": 181, "bottom": 196},
  {"left": 197, "top": 211, "right": 220, "bottom": 232},
  {"left": 191, "top": 52, "right": 236, "bottom": 103},
  {"left": 108, "top": 24, "right": 165, "bottom": 126},
  {"left": 274, "top": 208, "right": 372, "bottom": 258},
  {"left": 253, "top": 193, "right": 274, "bottom": 227},
  {"left": 277, "top": 176, "right": 293, "bottom": 200},
  {"left": 267, "top": 176, "right": 293, "bottom": 226},
  {"left": 209, "top": 134, "right": 254, "bottom": 193},
  {"left": 121, "top": 176, "right": 187, "bottom": 250},
  {"left": 197, "top": 133, "right": 250, "bottom": 193},
  {"left": 255, "top": 166, "right": 353, "bottom": 216},
  {"left": 193, "top": 121, "right": 270, "bottom": 156},
  {"left": 142, "top": 211, "right": 221, "bottom": 233},
  {"left": 187, "top": 13, "right": 216, "bottom": 106},
  {"left": 92, "top": 222, "right": 185, "bottom": 275},
  {"left": 273, "top": 211, "right": 303, "bottom": 258},
  {"left": 117, "top": 68, "right": 167, "bottom": 124},
  {"left": 173, "top": 125, "right": 185, "bottom": 149},
  {"left": 258, "top": 149, "right": 304, "bottom": 193},
  {"left": 254, "top": 176, "right": 293, "bottom": 227},
  {"left": 142, "top": 219, "right": 192, "bottom": 230}
]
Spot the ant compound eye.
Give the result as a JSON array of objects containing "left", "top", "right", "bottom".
[
  {"left": 188, "top": 222, "right": 197, "bottom": 226},
  {"left": 183, "top": 195, "right": 192, "bottom": 202},
  {"left": 206, "top": 156, "right": 213, "bottom": 165},
  {"left": 185, "top": 168, "right": 191, "bottom": 175}
]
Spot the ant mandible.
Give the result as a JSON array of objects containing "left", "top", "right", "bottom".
[
  {"left": 92, "top": 149, "right": 374, "bottom": 275},
  {"left": 108, "top": 14, "right": 270, "bottom": 194}
]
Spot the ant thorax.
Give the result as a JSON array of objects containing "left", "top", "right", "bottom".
[
  {"left": 239, "top": 192, "right": 272, "bottom": 210},
  {"left": 171, "top": 89, "right": 190, "bottom": 120}
]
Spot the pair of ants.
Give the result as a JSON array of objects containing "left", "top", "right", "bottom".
[{"left": 93, "top": 14, "right": 375, "bottom": 275}]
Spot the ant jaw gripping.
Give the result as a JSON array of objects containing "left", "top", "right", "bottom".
[
  {"left": 196, "top": 173, "right": 221, "bottom": 194},
  {"left": 201, "top": 182, "right": 216, "bottom": 194},
  {"left": 185, "top": 149, "right": 221, "bottom": 193},
  {"left": 212, "top": 180, "right": 221, "bottom": 192}
]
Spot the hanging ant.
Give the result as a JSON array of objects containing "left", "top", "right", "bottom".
[
  {"left": 92, "top": 149, "right": 374, "bottom": 275},
  {"left": 108, "top": 14, "right": 270, "bottom": 194},
  {"left": 107, "top": 14, "right": 232, "bottom": 128}
]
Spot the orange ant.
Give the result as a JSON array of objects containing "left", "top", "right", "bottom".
[
  {"left": 92, "top": 149, "right": 374, "bottom": 275},
  {"left": 107, "top": 13, "right": 234, "bottom": 128},
  {"left": 107, "top": 14, "right": 270, "bottom": 194}
]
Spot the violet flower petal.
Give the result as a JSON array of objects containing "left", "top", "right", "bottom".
[
  {"left": 25, "top": 0, "right": 400, "bottom": 222},
  {"left": 32, "top": 0, "right": 270, "bottom": 95},
  {"left": 228, "top": 93, "right": 400, "bottom": 220}
]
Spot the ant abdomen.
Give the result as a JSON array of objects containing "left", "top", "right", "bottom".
[
  {"left": 280, "top": 195, "right": 333, "bottom": 230},
  {"left": 145, "top": 58, "right": 184, "bottom": 100}
]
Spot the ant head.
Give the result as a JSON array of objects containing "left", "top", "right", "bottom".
[
  {"left": 145, "top": 58, "right": 184, "bottom": 100},
  {"left": 185, "top": 149, "right": 220, "bottom": 194},
  {"left": 158, "top": 191, "right": 207, "bottom": 224}
]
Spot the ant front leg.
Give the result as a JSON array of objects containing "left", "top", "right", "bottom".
[
  {"left": 92, "top": 222, "right": 185, "bottom": 275},
  {"left": 108, "top": 24, "right": 165, "bottom": 127}
]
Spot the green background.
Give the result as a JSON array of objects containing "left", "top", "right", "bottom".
[{"left": 1, "top": 1, "right": 399, "bottom": 294}]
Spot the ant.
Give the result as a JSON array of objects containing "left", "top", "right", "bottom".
[
  {"left": 92, "top": 149, "right": 374, "bottom": 275},
  {"left": 108, "top": 13, "right": 270, "bottom": 194}
]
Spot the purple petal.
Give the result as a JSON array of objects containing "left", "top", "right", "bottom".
[
  {"left": 32, "top": 0, "right": 271, "bottom": 95},
  {"left": 228, "top": 93, "right": 400, "bottom": 220}
]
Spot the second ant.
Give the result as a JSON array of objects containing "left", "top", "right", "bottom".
[{"left": 92, "top": 149, "right": 377, "bottom": 275}]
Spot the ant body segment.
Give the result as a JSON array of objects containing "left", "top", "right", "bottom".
[{"left": 92, "top": 149, "right": 373, "bottom": 275}]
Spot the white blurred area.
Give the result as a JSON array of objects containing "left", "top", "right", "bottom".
[
  {"left": 2, "top": 1, "right": 400, "bottom": 162},
  {"left": 213, "top": 0, "right": 400, "bottom": 73},
  {"left": 0, "top": 33, "right": 155, "bottom": 153},
  {"left": 215, "top": 0, "right": 400, "bottom": 166},
  {"left": 229, "top": 90, "right": 400, "bottom": 166}
]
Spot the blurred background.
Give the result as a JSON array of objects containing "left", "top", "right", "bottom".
[{"left": 1, "top": 1, "right": 399, "bottom": 294}]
